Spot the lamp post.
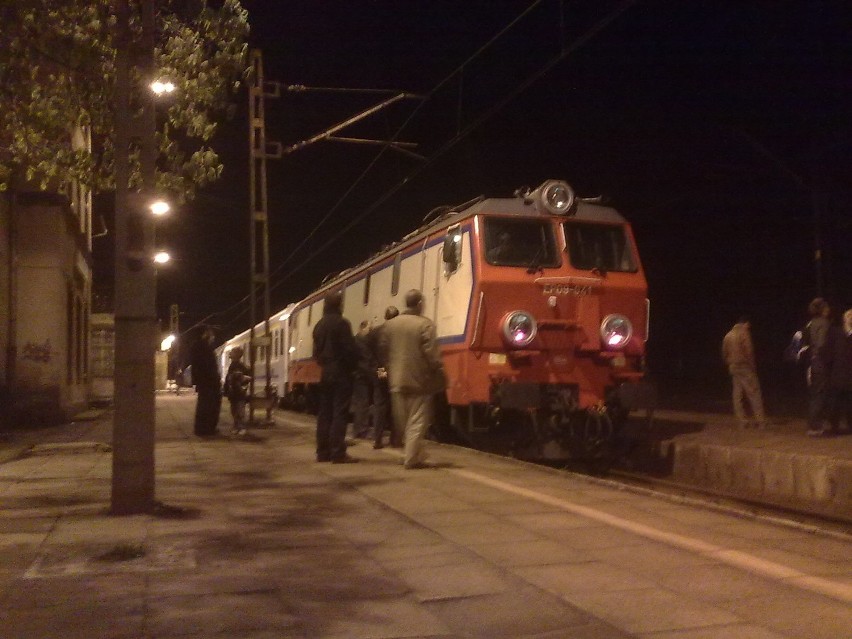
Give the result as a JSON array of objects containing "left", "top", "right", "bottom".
[{"left": 111, "top": 0, "right": 158, "bottom": 514}]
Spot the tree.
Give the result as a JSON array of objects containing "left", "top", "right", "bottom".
[{"left": 0, "top": 0, "right": 249, "bottom": 201}]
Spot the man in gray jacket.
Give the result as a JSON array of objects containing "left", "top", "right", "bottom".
[{"left": 380, "top": 289, "right": 446, "bottom": 468}]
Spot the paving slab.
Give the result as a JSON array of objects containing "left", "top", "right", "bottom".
[{"left": 0, "top": 394, "right": 848, "bottom": 639}]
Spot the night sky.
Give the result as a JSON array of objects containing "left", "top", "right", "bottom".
[{"left": 98, "top": 0, "right": 851, "bottom": 409}]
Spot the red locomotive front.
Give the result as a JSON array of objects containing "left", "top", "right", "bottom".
[{"left": 438, "top": 181, "right": 650, "bottom": 460}]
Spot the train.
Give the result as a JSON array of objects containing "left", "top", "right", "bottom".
[{"left": 217, "top": 179, "right": 652, "bottom": 462}]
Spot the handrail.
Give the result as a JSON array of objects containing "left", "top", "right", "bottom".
[{"left": 470, "top": 291, "right": 485, "bottom": 348}]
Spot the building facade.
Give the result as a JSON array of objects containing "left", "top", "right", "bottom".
[{"left": 0, "top": 127, "right": 93, "bottom": 426}]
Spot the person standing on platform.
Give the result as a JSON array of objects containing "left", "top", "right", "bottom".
[
  {"left": 223, "top": 346, "right": 251, "bottom": 436},
  {"left": 351, "top": 320, "right": 375, "bottom": 439},
  {"left": 312, "top": 291, "right": 359, "bottom": 463},
  {"left": 190, "top": 325, "right": 222, "bottom": 437},
  {"left": 804, "top": 297, "right": 832, "bottom": 436},
  {"left": 722, "top": 316, "right": 766, "bottom": 429},
  {"left": 380, "top": 289, "right": 446, "bottom": 469},
  {"left": 369, "top": 305, "right": 399, "bottom": 449},
  {"left": 820, "top": 308, "right": 852, "bottom": 436}
]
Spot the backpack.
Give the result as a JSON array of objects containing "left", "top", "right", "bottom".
[{"left": 783, "top": 327, "right": 810, "bottom": 367}]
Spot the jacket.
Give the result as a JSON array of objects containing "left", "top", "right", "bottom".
[
  {"left": 379, "top": 311, "right": 445, "bottom": 394},
  {"left": 822, "top": 325, "right": 852, "bottom": 390},
  {"left": 722, "top": 323, "right": 755, "bottom": 370},
  {"left": 189, "top": 338, "right": 220, "bottom": 389},
  {"left": 312, "top": 310, "right": 358, "bottom": 382}
]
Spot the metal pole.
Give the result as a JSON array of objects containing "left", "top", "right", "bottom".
[
  {"left": 111, "top": 0, "right": 157, "bottom": 514},
  {"left": 248, "top": 49, "right": 279, "bottom": 427}
]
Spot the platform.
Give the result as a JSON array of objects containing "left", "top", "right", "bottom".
[
  {"left": 0, "top": 394, "right": 850, "bottom": 638},
  {"left": 646, "top": 409, "right": 852, "bottom": 522}
]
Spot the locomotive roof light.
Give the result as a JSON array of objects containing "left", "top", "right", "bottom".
[
  {"left": 501, "top": 310, "right": 538, "bottom": 348},
  {"left": 600, "top": 314, "right": 633, "bottom": 349},
  {"left": 533, "top": 180, "right": 575, "bottom": 216}
]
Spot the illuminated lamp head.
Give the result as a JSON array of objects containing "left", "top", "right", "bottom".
[
  {"left": 600, "top": 314, "right": 633, "bottom": 349},
  {"left": 531, "top": 180, "right": 575, "bottom": 215},
  {"left": 501, "top": 310, "right": 537, "bottom": 348}
]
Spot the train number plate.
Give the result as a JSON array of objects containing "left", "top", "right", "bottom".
[{"left": 488, "top": 353, "right": 507, "bottom": 365}]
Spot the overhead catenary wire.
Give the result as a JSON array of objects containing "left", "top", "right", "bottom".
[
  {"left": 266, "top": 0, "right": 639, "bottom": 297},
  {"left": 203, "top": 0, "right": 639, "bottom": 335},
  {"left": 266, "top": 0, "right": 550, "bottom": 289}
]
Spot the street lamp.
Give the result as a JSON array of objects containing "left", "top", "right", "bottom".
[
  {"left": 150, "top": 80, "right": 176, "bottom": 96},
  {"left": 160, "top": 334, "right": 176, "bottom": 351},
  {"left": 150, "top": 199, "right": 171, "bottom": 216},
  {"left": 153, "top": 250, "right": 171, "bottom": 264}
]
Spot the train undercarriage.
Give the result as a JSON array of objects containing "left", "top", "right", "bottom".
[
  {"left": 438, "top": 380, "right": 655, "bottom": 470},
  {"left": 283, "top": 379, "right": 655, "bottom": 471}
]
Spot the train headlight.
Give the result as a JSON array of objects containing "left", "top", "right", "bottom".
[
  {"left": 600, "top": 314, "right": 633, "bottom": 349},
  {"left": 536, "top": 180, "right": 575, "bottom": 215},
  {"left": 501, "top": 311, "right": 537, "bottom": 347}
]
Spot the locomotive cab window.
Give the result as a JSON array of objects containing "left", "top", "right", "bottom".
[
  {"left": 563, "top": 222, "right": 637, "bottom": 273},
  {"left": 483, "top": 218, "right": 559, "bottom": 268}
]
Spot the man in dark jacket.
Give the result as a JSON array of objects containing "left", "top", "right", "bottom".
[
  {"left": 805, "top": 298, "right": 832, "bottom": 436},
  {"left": 351, "top": 320, "right": 375, "bottom": 439},
  {"left": 190, "top": 326, "right": 221, "bottom": 437},
  {"left": 312, "top": 291, "right": 359, "bottom": 463}
]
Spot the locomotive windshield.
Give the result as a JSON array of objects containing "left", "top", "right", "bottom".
[
  {"left": 484, "top": 218, "right": 559, "bottom": 268},
  {"left": 563, "top": 222, "right": 637, "bottom": 273}
]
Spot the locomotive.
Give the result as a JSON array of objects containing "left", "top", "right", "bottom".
[{"left": 218, "top": 180, "right": 651, "bottom": 461}]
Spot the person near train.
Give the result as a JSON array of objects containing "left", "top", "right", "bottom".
[
  {"left": 380, "top": 289, "right": 446, "bottom": 469},
  {"left": 368, "top": 305, "right": 400, "bottom": 449},
  {"left": 312, "top": 291, "right": 360, "bottom": 463},
  {"left": 189, "top": 325, "right": 222, "bottom": 437},
  {"left": 803, "top": 297, "right": 832, "bottom": 436},
  {"left": 721, "top": 316, "right": 766, "bottom": 429},
  {"left": 351, "top": 320, "right": 375, "bottom": 439},
  {"left": 818, "top": 308, "right": 852, "bottom": 437},
  {"left": 223, "top": 346, "right": 251, "bottom": 436}
]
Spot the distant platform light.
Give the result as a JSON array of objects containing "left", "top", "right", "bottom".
[
  {"left": 153, "top": 251, "right": 171, "bottom": 264},
  {"left": 160, "top": 334, "right": 176, "bottom": 351}
]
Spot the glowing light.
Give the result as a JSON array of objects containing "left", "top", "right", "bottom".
[
  {"left": 160, "top": 334, "right": 176, "bottom": 351},
  {"left": 153, "top": 251, "right": 171, "bottom": 264},
  {"left": 150, "top": 200, "right": 170, "bottom": 216},
  {"left": 150, "top": 80, "right": 176, "bottom": 95}
]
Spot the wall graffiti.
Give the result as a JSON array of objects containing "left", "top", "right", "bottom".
[{"left": 22, "top": 340, "right": 52, "bottom": 363}]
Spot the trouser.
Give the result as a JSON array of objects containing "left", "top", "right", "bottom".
[
  {"left": 194, "top": 385, "right": 221, "bottom": 435},
  {"left": 808, "top": 367, "right": 829, "bottom": 429},
  {"left": 351, "top": 374, "right": 373, "bottom": 438},
  {"left": 373, "top": 378, "right": 398, "bottom": 447},
  {"left": 316, "top": 377, "right": 353, "bottom": 461},
  {"left": 390, "top": 390, "right": 433, "bottom": 468},
  {"left": 729, "top": 365, "right": 764, "bottom": 425},
  {"left": 826, "top": 388, "right": 852, "bottom": 432},
  {"left": 229, "top": 398, "right": 247, "bottom": 429}
]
